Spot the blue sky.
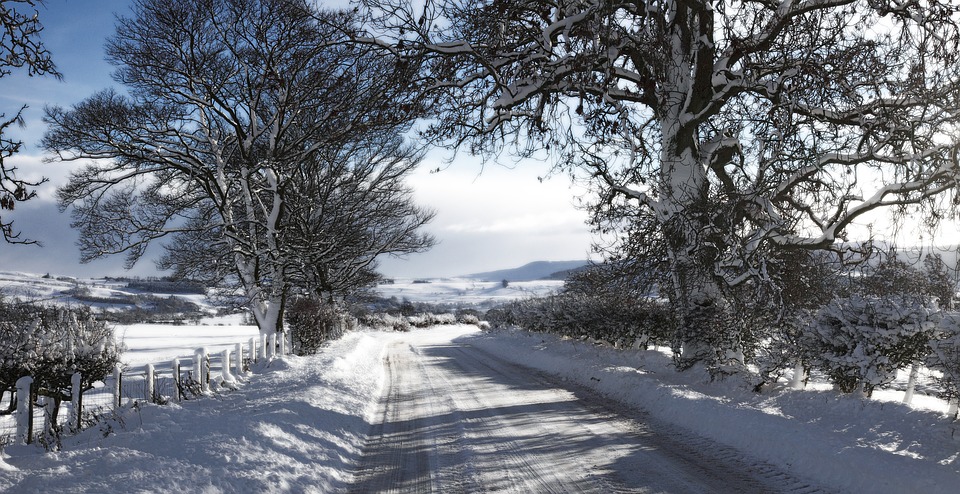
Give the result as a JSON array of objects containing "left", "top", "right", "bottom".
[{"left": 0, "top": 0, "right": 594, "bottom": 279}]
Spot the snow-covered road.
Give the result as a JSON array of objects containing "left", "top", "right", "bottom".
[
  {"left": 350, "top": 333, "right": 822, "bottom": 493},
  {"left": 3, "top": 324, "right": 957, "bottom": 493}
]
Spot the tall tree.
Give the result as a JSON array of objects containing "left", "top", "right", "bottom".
[
  {"left": 0, "top": 0, "right": 60, "bottom": 242},
  {"left": 281, "top": 133, "right": 435, "bottom": 302},
  {"left": 44, "top": 0, "right": 432, "bottom": 334},
  {"left": 361, "top": 0, "right": 960, "bottom": 367}
]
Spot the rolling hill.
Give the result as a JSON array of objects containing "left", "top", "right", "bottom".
[{"left": 462, "top": 260, "right": 590, "bottom": 282}]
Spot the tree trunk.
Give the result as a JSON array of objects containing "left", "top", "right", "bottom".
[
  {"left": 903, "top": 363, "right": 920, "bottom": 405},
  {"left": 249, "top": 295, "right": 284, "bottom": 337},
  {"left": 790, "top": 362, "right": 806, "bottom": 390},
  {"left": 657, "top": 8, "right": 741, "bottom": 370},
  {"left": 659, "top": 112, "right": 739, "bottom": 369}
]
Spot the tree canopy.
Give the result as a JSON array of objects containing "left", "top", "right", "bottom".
[
  {"left": 360, "top": 0, "right": 960, "bottom": 367},
  {"left": 44, "top": 0, "right": 434, "bottom": 333}
]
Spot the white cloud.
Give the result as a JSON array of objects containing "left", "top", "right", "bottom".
[{"left": 378, "top": 151, "right": 596, "bottom": 278}]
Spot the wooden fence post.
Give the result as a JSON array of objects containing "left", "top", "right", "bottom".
[
  {"left": 221, "top": 348, "right": 233, "bottom": 383},
  {"left": 70, "top": 372, "right": 82, "bottom": 432},
  {"left": 235, "top": 342, "right": 244, "bottom": 376},
  {"left": 193, "top": 350, "right": 202, "bottom": 392},
  {"left": 249, "top": 337, "right": 256, "bottom": 365},
  {"left": 269, "top": 333, "right": 278, "bottom": 359},
  {"left": 113, "top": 364, "right": 123, "bottom": 409},
  {"left": 193, "top": 350, "right": 203, "bottom": 393},
  {"left": 172, "top": 358, "right": 181, "bottom": 402},
  {"left": 790, "top": 363, "right": 805, "bottom": 390},
  {"left": 193, "top": 348, "right": 206, "bottom": 392},
  {"left": 903, "top": 363, "right": 919, "bottom": 405},
  {"left": 16, "top": 376, "right": 33, "bottom": 445},
  {"left": 204, "top": 350, "right": 211, "bottom": 391},
  {"left": 146, "top": 363, "right": 156, "bottom": 403}
]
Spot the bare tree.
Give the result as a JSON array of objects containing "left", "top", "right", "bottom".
[
  {"left": 282, "top": 133, "right": 435, "bottom": 301},
  {"left": 43, "top": 0, "right": 431, "bottom": 335},
  {"left": 0, "top": 0, "right": 60, "bottom": 242},
  {"left": 158, "top": 123, "right": 436, "bottom": 303},
  {"left": 361, "top": 0, "right": 960, "bottom": 367}
]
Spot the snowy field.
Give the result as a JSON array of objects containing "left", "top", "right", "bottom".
[
  {"left": 375, "top": 278, "right": 563, "bottom": 305},
  {"left": 116, "top": 316, "right": 260, "bottom": 366},
  {"left": 1, "top": 324, "right": 958, "bottom": 492},
  {"left": 0, "top": 271, "right": 261, "bottom": 366},
  {"left": 0, "top": 271, "right": 212, "bottom": 310},
  {"left": 1, "top": 272, "right": 959, "bottom": 491}
]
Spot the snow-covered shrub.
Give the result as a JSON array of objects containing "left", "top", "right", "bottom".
[
  {"left": 455, "top": 309, "right": 481, "bottom": 326},
  {"left": 0, "top": 301, "right": 121, "bottom": 422},
  {"left": 285, "top": 298, "right": 347, "bottom": 355},
  {"left": 750, "top": 310, "right": 815, "bottom": 390},
  {"left": 927, "top": 312, "right": 960, "bottom": 406},
  {"left": 406, "top": 314, "right": 429, "bottom": 327},
  {"left": 358, "top": 312, "right": 410, "bottom": 332},
  {"left": 804, "top": 295, "right": 940, "bottom": 395},
  {"left": 406, "top": 312, "right": 458, "bottom": 328},
  {"left": 485, "top": 292, "right": 672, "bottom": 348}
]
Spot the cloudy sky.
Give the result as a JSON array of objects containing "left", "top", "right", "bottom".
[{"left": 0, "top": 0, "right": 595, "bottom": 279}]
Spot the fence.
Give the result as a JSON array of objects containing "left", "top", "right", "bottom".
[{"left": 0, "top": 331, "right": 291, "bottom": 446}]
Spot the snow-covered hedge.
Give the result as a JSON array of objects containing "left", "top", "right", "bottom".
[
  {"left": 927, "top": 312, "right": 960, "bottom": 404},
  {"left": 358, "top": 312, "right": 411, "bottom": 332},
  {"left": 0, "top": 301, "right": 120, "bottom": 420},
  {"left": 803, "top": 295, "right": 939, "bottom": 395},
  {"left": 285, "top": 298, "right": 355, "bottom": 355},
  {"left": 456, "top": 312, "right": 481, "bottom": 325},
  {"left": 355, "top": 311, "right": 473, "bottom": 332},
  {"left": 406, "top": 312, "right": 457, "bottom": 328},
  {"left": 485, "top": 292, "right": 672, "bottom": 349}
]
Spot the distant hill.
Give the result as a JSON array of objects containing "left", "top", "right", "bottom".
[{"left": 463, "top": 261, "right": 591, "bottom": 282}]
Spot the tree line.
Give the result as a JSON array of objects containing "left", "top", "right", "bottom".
[{"left": 488, "top": 250, "right": 960, "bottom": 402}]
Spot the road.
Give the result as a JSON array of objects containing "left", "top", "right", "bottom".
[{"left": 349, "top": 334, "right": 825, "bottom": 493}]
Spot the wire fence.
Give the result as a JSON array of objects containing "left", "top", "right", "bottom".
[{"left": 1, "top": 332, "right": 289, "bottom": 447}]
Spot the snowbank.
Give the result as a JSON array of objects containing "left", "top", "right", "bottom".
[
  {"left": 0, "top": 331, "right": 388, "bottom": 493},
  {"left": 459, "top": 327, "right": 960, "bottom": 493}
]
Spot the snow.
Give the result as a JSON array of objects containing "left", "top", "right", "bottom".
[
  {"left": 0, "top": 330, "right": 388, "bottom": 493},
  {"left": 464, "top": 328, "right": 960, "bottom": 493},
  {"left": 1, "top": 273, "right": 959, "bottom": 491},
  {"left": 116, "top": 320, "right": 259, "bottom": 366},
  {"left": 1, "top": 323, "right": 958, "bottom": 492},
  {"left": 375, "top": 278, "right": 563, "bottom": 305}
]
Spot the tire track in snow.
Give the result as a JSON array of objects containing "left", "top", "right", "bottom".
[
  {"left": 350, "top": 333, "right": 832, "bottom": 493},
  {"left": 461, "top": 344, "right": 834, "bottom": 494},
  {"left": 349, "top": 342, "right": 476, "bottom": 493}
]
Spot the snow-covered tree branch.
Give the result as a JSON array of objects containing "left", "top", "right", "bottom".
[
  {"left": 362, "top": 0, "right": 960, "bottom": 367},
  {"left": 44, "top": 0, "right": 434, "bottom": 335},
  {"left": 0, "top": 0, "right": 60, "bottom": 243}
]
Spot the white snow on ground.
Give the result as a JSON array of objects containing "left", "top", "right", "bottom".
[
  {"left": 376, "top": 278, "right": 563, "bottom": 305},
  {"left": 462, "top": 327, "right": 960, "bottom": 493},
  {"left": 0, "top": 305, "right": 958, "bottom": 490},
  {"left": 117, "top": 319, "right": 260, "bottom": 366},
  {"left": 0, "top": 330, "right": 389, "bottom": 493}
]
